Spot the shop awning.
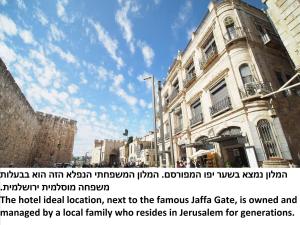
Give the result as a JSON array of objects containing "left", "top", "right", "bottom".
[{"left": 191, "top": 150, "right": 212, "bottom": 158}]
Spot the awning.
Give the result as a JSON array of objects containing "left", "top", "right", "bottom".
[
  {"left": 181, "top": 135, "right": 246, "bottom": 149},
  {"left": 191, "top": 150, "right": 212, "bottom": 158}
]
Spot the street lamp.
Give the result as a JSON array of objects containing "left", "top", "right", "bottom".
[{"left": 143, "top": 76, "right": 159, "bottom": 167}]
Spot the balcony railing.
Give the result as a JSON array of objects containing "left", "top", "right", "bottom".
[
  {"left": 174, "top": 123, "right": 183, "bottom": 134},
  {"left": 190, "top": 112, "right": 203, "bottom": 127},
  {"left": 169, "top": 88, "right": 179, "bottom": 103},
  {"left": 210, "top": 96, "right": 232, "bottom": 117},
  {"left": 224, "top": 27, "right": 246, "bottom": 45},
  {"left": 199, "top": 47, "right": 218, "bottom": 70},
  {"left": 183, "top": 72, "right": 196, "bottom": 88},
  {"left": 240, "top": 82, "right": 272, "bottom": 99}
]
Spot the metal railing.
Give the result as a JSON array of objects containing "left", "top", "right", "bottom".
[
  {"left": 210, "top": 96, "right": 232, "bottom": 116},
  {"left": 240, "top": 82, "right": 272, "bottom": 99},
  {"left": 190, "top": 112, "right": 203, "bottom": 127},
  {"left": 199, "top": 47, "right": 218, "bottom": 70},
  {"left": 169, "top": 88, "right": 179, "bottom": 103},
  {"left": 224, "top": 27, "right": 246, "bottom": 45},
  {"left": 183, "top": 72, "right": 196, "bottom": 88},
  {"left": 174, "top": 123, "right": 183, "bottom": 134}
]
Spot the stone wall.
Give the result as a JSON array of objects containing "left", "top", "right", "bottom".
[
  {"left": 34, "top": 112, "right": 77, "bottom": 167},
  {"left": 0, "top": 59, "right": 39, "bottom": 167},
  {"left": 0, "top": 58, "right": 77, "bottom": 167},
  {"left": 263, "top": 0, "right": 300, "bottom": 71}
]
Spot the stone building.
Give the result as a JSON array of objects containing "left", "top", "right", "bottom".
[
  {"left": 263, "top": 0, "right": 300, "bottom": 71},
  {"left": 127, "top": 133, "right": 155, "bottom": 167},
  {"left": 0, "top": 58, "right": 77, "bottom": 167},
  {"left": 91, "top": 139, "right": 124, "bottom": 166},
  {"left": 157, "top": 0, "right": 300, "bottom": 168}
]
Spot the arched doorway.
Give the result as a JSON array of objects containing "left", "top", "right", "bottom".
[{"left": 218, "top": 127, "right": 249, "bottom": 168}]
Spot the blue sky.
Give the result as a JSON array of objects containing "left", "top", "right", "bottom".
[{"left": 0, "top": 0, "right": 263, "bottom": 156}]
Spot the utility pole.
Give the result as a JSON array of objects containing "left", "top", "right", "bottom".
[
  {"left": 144, "top": 76, "right": 159, "bottom": 167},
  {"left": 158, "top": 81, "right": 166, "bottom": 167},
  {"left": 168, "top": 111, "right": 175, "bottom": 168}
]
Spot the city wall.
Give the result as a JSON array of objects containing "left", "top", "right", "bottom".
[{"left": 0, "top": 58, "right": 77, "bottom": 167}]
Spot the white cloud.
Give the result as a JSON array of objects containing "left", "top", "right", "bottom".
[
  {"left": 153, "top": 0, "right": 160, "bottom": 5},
  {"left": 79, "top": 72, "right": 88, "bottom": 84},
  {"left": 56, "top": 0, "right": 74, "bottom": 23},
  {"left": 48, "top": 24, "right": 65, "bottom": 41},
  {"left": 127, "top": 83, "right": 134, "bottom": 93},
  {"left": 172, "top": 0, "right": 192, "bottom": 31},
  {"left": 68, "top": 84, "right": 79, "bottom": 94},
  {"left": 113, "top": 74, "right": 124, "bottom": 87},
  {"left": 97, "top": 65, "right": 109, "bottom": 80},
  {"left": 137, "top": 41, "right": 154, "bottom": 67},
  {"left": 116, "top": 88, "right": 137, "bottom": 106},
  {"left": 0, "top": 0, "right": 7, "bottom": 6},
  {"left": 29, "top": 48, "right": 62, "bottom": 88},
  {"left": 36, "top": 9, "right": 48, "bottom": 26},
  {"left": 19, "top": 29, "right": 36, "bottom": 45},
  {"left": 89, "top": 19, "right": 124, "bottom": 68},
  {"left": 0, "top": 41, "right": 17, "bottom": 65},
  {"left": 109, "top": 73, "right": 138, "bottom": 106},
  {"left": 48, "top": 43, "right": 78, "bottom": 65},
  {"left": 115, "top": 0, "right": 135, "bottom": 53},
  {"left": 0, "top": 14, "right": 18, "bottom": 37},
  {"left": 139, "top": 99, "right": 146, "bottom": 108},
  {"left": 17, "top": 0, "right": 26, "bottom": 10}
]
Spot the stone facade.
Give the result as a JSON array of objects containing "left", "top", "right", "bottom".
[
  {"left": 157, "top": 0, "right": 300, "bottom": 168},
  {"left": 0, "top": 58, "right": 77, "bottom": 167},
  {"left": 263, "top": 0, "right": 300, "bottom": 71},
  {"left": 91, "top": 139, "right": 124, "bottom": 166}
]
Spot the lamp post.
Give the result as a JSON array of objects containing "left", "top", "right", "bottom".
[{"left": 144, "top": 76, "right": 159, "bottom": 167}]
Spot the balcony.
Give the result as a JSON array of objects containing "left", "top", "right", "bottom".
[
  {"left": 210, "top": 96, "right": 232, "bottom": 117},
  {"left": 169, "top": 88, "right": 179, "bottom": 103},
  {"left": 199, "top": 47, "right": 218, "bottom": 70},
  {"left": 183, "top": 72, "right": 196, "bottom": 88},
  {"left": 190, "top": 112, "right": 203, "bottom": 127},
  {"left": 174, "top": 123, "right": 183, "bottom": 134},
  {"left": 224, "top": 27, "right": 246, "bottom": 46},
  {"left": 239, "top": 82, "right": 272, "bottom": 99}
]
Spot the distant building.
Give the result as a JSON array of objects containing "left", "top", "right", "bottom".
[
  {"left": 0, "top": 58, "right": 77, "bottom": 167},
  {"left": 157, "top": 0, "right": 300, "bottom": 168},
  {"left": 127, "top": 133, "right": 155, "bottom": 167},
  {"left": 91, "top": 139, "right": 124, "bottom": 166},
  {"left": 263, "top": 0, "right": 300, "bottom": 71}
]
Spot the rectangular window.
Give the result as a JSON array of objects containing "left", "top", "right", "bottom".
[
  {"left": 203, "top": 36, "right": 217, "bottom": 58},
  {"left": 186, "top": 61, "right": 195, "bottom": 76},
  {"left": 173, "top": 79, "right": 179, "bottom": 92},
  {"left": 211, "top": 80, "right": 229, "bottom": 104},
  {"left": 210, "top": 80, "right": 231, "bottom": 116},
  {"left": 191, "top": 99, "right": 202, "bottom": 118}
]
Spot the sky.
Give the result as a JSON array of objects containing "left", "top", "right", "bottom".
[{"left": 0, "top": 0, "right": 264, "bottom": 156}]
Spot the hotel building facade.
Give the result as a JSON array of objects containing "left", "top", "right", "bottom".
[{"left": 157, "top": 0, "right": 300, "bottom": 168}]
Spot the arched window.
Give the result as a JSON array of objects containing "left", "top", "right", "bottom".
[
  {"left": 257, "top": 119, "right": 279, "bottom": 159},
  {"left": 224, "top": 17, "right": 235, "bottom": 40},
  {"left": 239, "top": 64, "right": 254, "bottom": 85}
]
